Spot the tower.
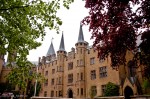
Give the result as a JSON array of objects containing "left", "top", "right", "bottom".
[
  {"left": 75, "top": 25, "right": 88, "bottom": 98},
  {"left": 56, "top": 32, "right": 66, "bottom": 97}
]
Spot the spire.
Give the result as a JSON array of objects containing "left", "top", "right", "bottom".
[
  {"left": 77, "top": 24, "right": 84, "bottom": 43},
  {"left": 46, "top": 38, "right": 55, "bottom": 56},
  {"left": 59, "top": 32, "right": 65, "bottom": 51}
]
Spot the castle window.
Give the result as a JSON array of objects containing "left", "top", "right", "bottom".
[
  {"left": 80, "top": 49, "right": 82, "bottom": 54},
  {"left": 99, "top": 58, "right": 105, "bottom": 63},
  {"left": 99, "top": 66, "right": 107, "bottom": 78},
  {"left": 60, "top": 56, "right": 62, "bottom": 61},
  {"left": 81, "top": 88, "right": 84, "bottom": 95},
  {"left": 90, "top": 57, "right": 95, "bottom": 65},
  {"left": 129, "top": 67, "right": 136, "bottom": 77},
  {"left": 51, "top": 91, "right": 54, "bottom": 97},
  {"left": 77, "top": 88, "right": 79, "bottom": 95},
  {"left": 56, "top": 78, "right": 58, "bottom": 84},
  {"left": 81, "top": 72, "right": 83, "bottom": 80},
  {"left": 44, "top": 91, "right": 47, "bottom": 97},
  {"left": 77, "top": 60, "right": 79, "bottom": 66},
  {"left": 44, "top": 79, "right": 48, "bottom": 86},
  {"left": 77, "top": 73, "right": 79, "bottom": 81},
  {"left": 59, "top": 91, "right": 62, "bottom": 97},
  {"left": 128, "top": 60, "right": 136, "bottom": 77},
  {"left": 59, "top": 77, "right": 61, "bottom": 84},
  {"left": 80, "top": 59, "right": 84, "bottom": 66},
  {"left": 55, "top": 60, "right": 57, "bottom": 65},
  {"left": 68, "top": 62, "right": 73, "bottom": 70},
  {"left": 52, "top": 69, "right": 55, "bottom": 74},
  {"left": 101, "top": 85, "right": 106, "bottom": 96},
  {"left": 45, "top": 71, "right": 48, "bottom": 76},
  {"left": 60, "top": 66, "right": 63, "bottom": 72},
  {"left": 68, "top": 74, "right": 73, "bottom": 83},
  {"left": 51, "top": 78, "right": 55, "bottom": 85},
  {"left": 91, "top": 70, "right": 96, "bottom": 80},
  {"left": 91, "top": 86, "right": 97, "bottom": 96}
]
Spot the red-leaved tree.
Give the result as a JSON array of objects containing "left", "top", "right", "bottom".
[{"left": 83, "top": 0, "right": 150, "bottom": 78}]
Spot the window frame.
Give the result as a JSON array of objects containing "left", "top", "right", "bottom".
[
  {"left": 68, "top": 74, "right": 73, "bottom": 83},
  {"left": 99, "top": 66, "right": 107, "bottom": 78},
  {"left": 90, "top": 57, "right": 95, "bottom": 65},
  {"left": 91, "top": 70, "right": 96, "bottom": 80}
]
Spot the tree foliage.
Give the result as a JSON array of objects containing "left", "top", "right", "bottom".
[
  {"left": 28, "top": 81, "right": 41, "bottom": 97},
  {"left": 142, "top": 79, "right": 150, "bottom": 94},
  {"left": 137, "top": 31, "right": 150, "bottom": 79},
  {"left": 89, "top": 86, "right": 97, "bottom": 99},
  {"left": 83, "top": 0, "right": 150, "bottom": 76},
  {"left": 6, "top": 60, "right": 44, "bottom": 92},
  {"left": 104, "top": 82, "right": 119, "bottom": 96},
  {"left": 0, "top": 0, "right": 74, "bottom": 93},
  {"left": 0, "top": 0, "right": 74, "bottom": 62}
]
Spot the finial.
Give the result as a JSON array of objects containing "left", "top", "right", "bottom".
[{"left": 51, "top": 37, "right": 54, "bottom": 42}]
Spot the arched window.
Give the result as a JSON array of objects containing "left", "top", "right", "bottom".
[{"left": 128, "top": 60, "right": 136, "bottom": 77}]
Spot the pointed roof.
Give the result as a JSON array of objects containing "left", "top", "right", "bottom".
[
  {"left": 77, "top": 25, "right": 84, "bottom": 43},
  {"left": 58, "top": 32, "right": 65, "bottom": 51},
  {"left": 46, "top": 39, "right": 55, "bottom": 56}
]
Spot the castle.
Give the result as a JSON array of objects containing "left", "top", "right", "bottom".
[{"left": 0, "top": 25, "right": 144, "bottom": 98}]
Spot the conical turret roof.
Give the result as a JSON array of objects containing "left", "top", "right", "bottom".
[
  {"left": 58, "top": 32, "right": 65, "bottom": 51},
  {"left": 46, "top": 39, "right": 55, "bottom": 56},
  {"left": 77, "top": 25, "right": 84, "bottom": 43}
]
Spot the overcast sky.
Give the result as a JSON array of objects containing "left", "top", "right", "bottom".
[{"left": 27, "top": 0, "right": 94, "bottom": 62}]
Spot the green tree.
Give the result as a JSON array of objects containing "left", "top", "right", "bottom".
[
  {"left": 28, "top": 81, "right": 41, "bottom": 97},
  {"left": 0, "top": 0, "right": 74, "bottom": 96},
  {"left": 83, "top": 0, "right": 150, "bottom": 79},
  {"left": 0, "top": 0, "right": 74, "bottom": 62},
  {"left": 89, "top": 86, "right": 97, "bottom": 99},
  {"left": 142, "top": 79, "right": 150, "bottom": 94},
  {"left": 6, "top": 61, "right": 42, "bottom": 95},
  {"left": 104, "top": 82, "right": 119, "bottom": 96}
]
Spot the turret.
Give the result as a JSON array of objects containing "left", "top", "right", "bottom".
[
  {"left": 46, "top": 38, "right": 56, "bottom": 62},
  {"left": 75, "top": 24, "right": 88, "bottom": 98},
  {"left": 57, "top": 32, "right": 66, "bottom": 56},
  {"left": 56, "top": 32, "right": 66, "bottom": 97},
  {"left": 75, "top": 25, "right": 88, "bottom": 54}
]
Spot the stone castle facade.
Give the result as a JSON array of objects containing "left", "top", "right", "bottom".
[
  {"left": 33, "top": 25, "right": 143, "bottom": 98},
  {"left": 0, "top": 25, "right": 144, "bottom": 98}
]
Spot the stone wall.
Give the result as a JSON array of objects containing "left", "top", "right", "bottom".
[{"left": 131, "top": 95, "right": 150, "bottom": 99}]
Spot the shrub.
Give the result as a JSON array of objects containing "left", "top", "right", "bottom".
[{"left": 104, "top": 82, "right": 119, "bottom": 96}]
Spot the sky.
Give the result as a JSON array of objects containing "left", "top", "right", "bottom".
[{"left": 27, "top": 0, "right": 94, "bottom": 62}]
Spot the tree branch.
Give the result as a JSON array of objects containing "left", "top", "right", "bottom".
[{"left": 0, "top": 5, "right": 29, "bottom": 11}]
